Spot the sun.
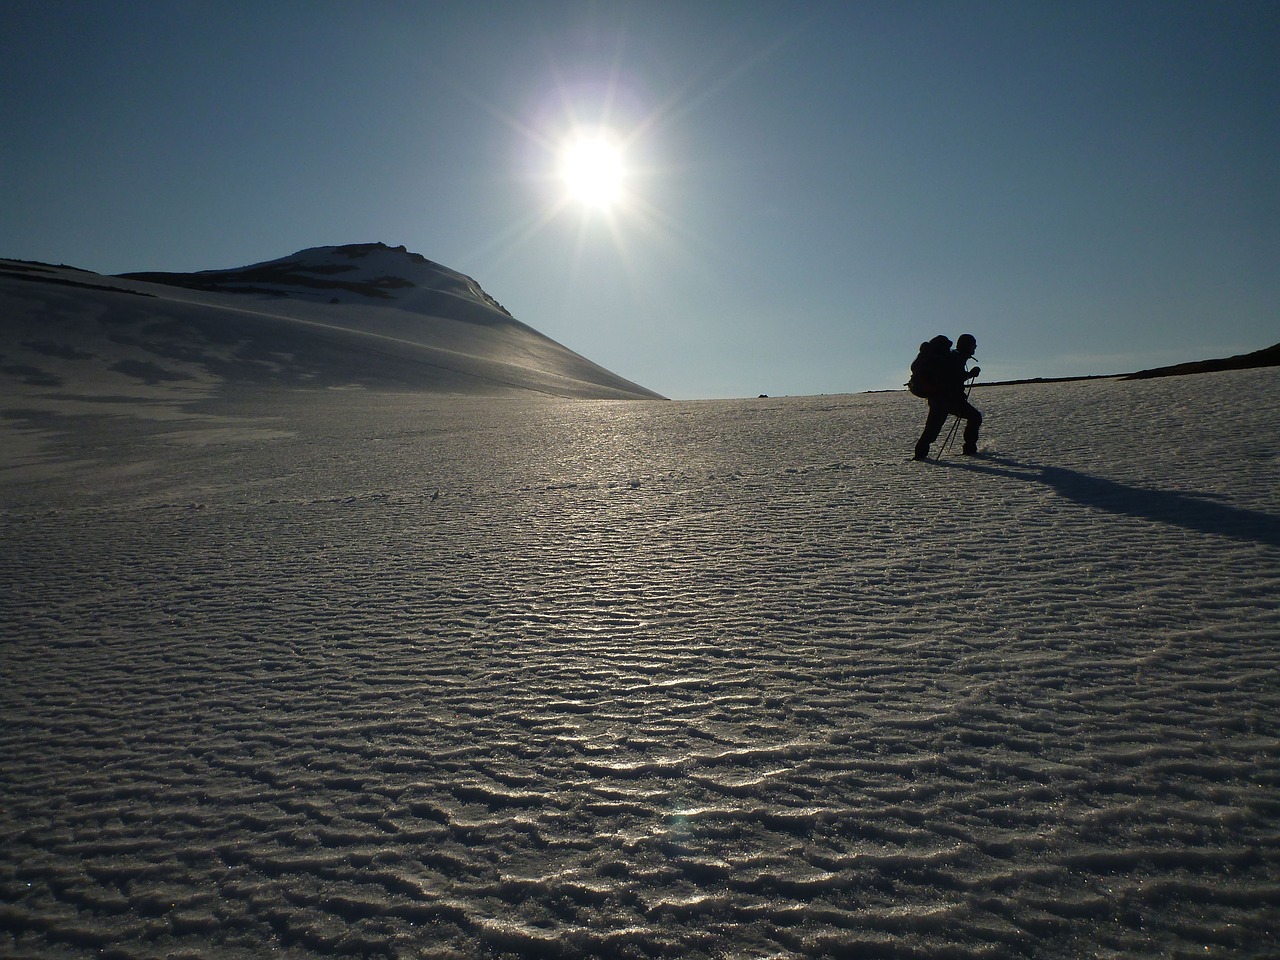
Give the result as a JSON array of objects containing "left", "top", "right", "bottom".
[{"left": 558, "top": 130, "right": 626, "bottom": 210}]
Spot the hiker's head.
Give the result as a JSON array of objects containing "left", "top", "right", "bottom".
[{"left": 956, "top": 334, "right": 977, "bottom": 357}]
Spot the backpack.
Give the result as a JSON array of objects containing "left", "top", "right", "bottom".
[{"left": 907, "top": 335, "right": 952, "bottom": 398}]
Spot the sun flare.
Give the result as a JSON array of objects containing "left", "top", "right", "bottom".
[{"left": 558, "top": 131, "right": 626, "bottom": 209}]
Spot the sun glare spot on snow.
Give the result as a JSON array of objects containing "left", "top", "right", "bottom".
[{"left": 558, "top": 129, "right": 626, "bottom": 210}]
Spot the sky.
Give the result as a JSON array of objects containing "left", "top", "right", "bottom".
[{"left": 3, "top": 1, "right": 1277, "bottom": 400}]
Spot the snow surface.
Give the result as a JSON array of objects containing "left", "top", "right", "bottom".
[{"left": 2, "top": 368, "right": 1279, "bottom": 958}]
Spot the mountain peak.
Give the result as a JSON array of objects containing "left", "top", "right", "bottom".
[{"left": 119, "top": 242, "right": 514, "bottom": 322}]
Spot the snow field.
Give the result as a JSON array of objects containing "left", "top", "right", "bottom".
[{"left": 2, "top": 368, "right": 1278, "bottom": 958}]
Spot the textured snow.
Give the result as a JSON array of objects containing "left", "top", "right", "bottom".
[{"left": 2, "top": 369, "right": 1279, "bottom": 958}]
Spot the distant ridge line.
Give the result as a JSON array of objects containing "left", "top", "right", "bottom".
[
  {"left": 1120, "top": 342, "right": 1280, "bottom": 380},
  {"left": 978, "top": 374, "right": 1119, "bottom": 388},
  {"left": 973, "top": 342, "right": 1280, "bottom": 389}
]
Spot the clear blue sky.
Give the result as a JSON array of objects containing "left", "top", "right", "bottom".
[{"left": 3, "top": 1, "right": 1276, "bottom": 399}]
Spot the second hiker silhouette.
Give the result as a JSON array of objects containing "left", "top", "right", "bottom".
[{"left": 912, "top": 333, "right": 982, "bottom": 460}]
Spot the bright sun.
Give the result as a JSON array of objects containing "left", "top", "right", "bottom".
[{"left": 558, "top": 131, "right": 626, "bottom": 209}]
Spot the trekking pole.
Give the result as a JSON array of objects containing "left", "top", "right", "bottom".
[
  {"left": 938, "top": 413, "right": 962, "bottom": 460},
  {"left": 935, "top": 374, "right": 976, "bottom": 461}
]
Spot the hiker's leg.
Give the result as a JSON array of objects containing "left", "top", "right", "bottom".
[
  {"left": 958, "top": 400, "right": 982, "bottom": 453},
  {"left": 915, "top": 404, "right": 948, "bottom": 459}
]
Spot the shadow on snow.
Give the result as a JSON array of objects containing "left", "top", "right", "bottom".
[{"left": 941, "top": 455, "right": 1280, "bottom": 549}]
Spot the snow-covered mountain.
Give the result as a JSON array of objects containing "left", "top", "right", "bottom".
[{"left": 0, "top": 243, "right": 662, "bottom": 401}]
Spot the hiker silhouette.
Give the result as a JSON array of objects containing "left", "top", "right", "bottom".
[{"left": 913, "top": 333, "right": 982, "bottom": 461}]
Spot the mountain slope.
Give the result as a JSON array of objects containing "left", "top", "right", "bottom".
[{"left": 0, "top": 244, "right": 662, "bottom": 402}]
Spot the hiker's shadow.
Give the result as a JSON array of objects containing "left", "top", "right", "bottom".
[{"left": 943, "top": 455, "right": 1280, "bottom": 549}]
